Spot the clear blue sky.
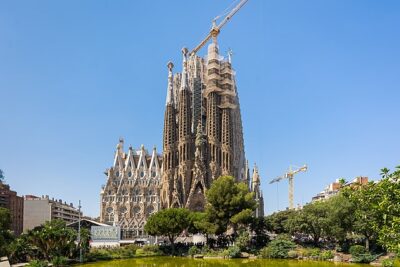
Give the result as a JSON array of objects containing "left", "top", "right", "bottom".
[{"left": 1, "top": 0, "right": 399, "bottom": 217}]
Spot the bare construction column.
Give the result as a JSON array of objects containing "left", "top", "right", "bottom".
[
  {"left": 178, "top": 48, "right": 193, "bottom": 206},
  {"left": 161, "top": 62, "right": 177, "bottom": 208},
  {"left": 205, "top": 42, "right": 222, "bottom": 180}
]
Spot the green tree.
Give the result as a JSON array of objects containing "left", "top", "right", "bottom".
[
  {"left": 205, "top": 176, "right": 256, "bottom": 235},
  {"left": 187, "top": 212, "right": 217, "bottom": 245},
  {"left": 343, "top": 165, "right": 400, "bottom": 252},
  {"left": 249, "top": 217, "right": 269, "bottom": 249},
  {"left": 345, "top": 182, "right": 380, "bottom": 251},
  {"left": 0, "top": 207, "right": 14, "bottom": 256},
  {"left": 144, "top": 208, "right": 191, "bottom": 253},
  {"left": 325, "top": 195, "right": 355, "bottom": 243},
  {"left": 78, "top": 228, "right": 91, "bottom": 260},
  {"left": 374, "top": 166, "right": 400, "bottom": 252},
  {"left": 27, "top": 219, "right": 77, "bottom": 260},
  {"left": 260, "top": 234, "right": 296, "bottom": 259},
  {"left": 286, "top": 201, "right": 330, "bottom": 245},
  {"left": 0, "top": 169, "right": 4, "bottom": 182},
  {"left": 8, "top": 235, "right": 34, "bottom": 264},
  {"left": 230, "top": 209, "right": 254, "bottom": 228},
  {"left": 380, "top": 167, "right": 390, "bottom": 178},
  {"left": 338, "top": 178, "right": 347, "bottom": 187},
  {"left": 235, "top": 231, "right": 251, "bottom": 252},
  {"left": 264, "top": 209, "right": 296, "bottom": 234}
]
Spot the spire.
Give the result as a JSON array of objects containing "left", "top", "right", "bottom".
[
  {"left": 180, "top": 47, "right": 189, "bottom": 91},
  {"left": 244, "top": 159, "right": 250, "bottom": 184},
  {"left": 228, "top": 49, "right": 233, "bottom": 64},
  {"left": 150, "top": 145, "right": 159, "bottom": 169},
  {"left": 252, "top": 163, "right": 260, "bottom": 184},
  {"left": 194, "top": 56, "right": 198, "bottom": 79},
  {"left": 117, "top": 137, "right": 124, "bottom": 151},
  {"left": 166, "top": 61, "right": 174, "bottom": 105}
]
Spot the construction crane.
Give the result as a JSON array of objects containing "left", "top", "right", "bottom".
[
  {"left": 189, "top": 0, "right": 249, "bottom": 56},
  {"left": 270, "top": 165, "right": 308, "bottom": 210}
]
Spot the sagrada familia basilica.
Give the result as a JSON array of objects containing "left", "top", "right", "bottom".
[
  {"left": 161, "top": 44, "right": 250, "bottom": 211},
  {"left": 100, "top": 4, "right": 264, "bottom": 237},
  {"left": 99, "top": 41, "right": 264, "bottom": 239}
]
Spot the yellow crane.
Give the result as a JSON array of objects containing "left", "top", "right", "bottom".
[
  {"left": 270, "top": 165, "right": 308, "bottom": 210},
  {"left": 189, "top": 0, "right": 249, "bottom": 56}
]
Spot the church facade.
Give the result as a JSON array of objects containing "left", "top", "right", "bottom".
[{"left": 100, "top": 139, "right": 162, "bottom": 239}]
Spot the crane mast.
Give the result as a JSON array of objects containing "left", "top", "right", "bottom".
[
  {"left": 189, "top": 0, "right": 249, "bottom": 56},
  {"left": 270, "top": 165, "right": 308, "bottom": 210}
]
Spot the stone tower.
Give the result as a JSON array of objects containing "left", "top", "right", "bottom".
[
  {"left": 161, "top": 41, "right": 247, "bottom": 211},
  {"left": 251, "top": 164, "right": 264, "bottom": 218}
]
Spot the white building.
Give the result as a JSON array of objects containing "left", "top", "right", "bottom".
[{"left": 23, "top": 195, "right": 81, "bottom": 232}]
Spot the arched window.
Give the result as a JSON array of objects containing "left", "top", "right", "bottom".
[
  {"left": 119, "top": 207, "right": 127, "bottom": 219},
  {"left": 106, "top": 207, "right": 114, "bottom": 223},
  {"left": 133, "top": 206, "right": 141, "bottom": 216},
  {"left": 107, "top": 213, "right": 114, "bottom": 222},
  {"left": 146, "top": 205, "right": 154, "bottom": 215}
]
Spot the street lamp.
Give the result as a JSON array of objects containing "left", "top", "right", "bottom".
[{"left": 77, "top": 200, "right": 82, "bottom": 263}]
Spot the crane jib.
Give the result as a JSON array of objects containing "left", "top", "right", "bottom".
[{"left": 189, "top": 0, "right": 249, "bottom": 56}]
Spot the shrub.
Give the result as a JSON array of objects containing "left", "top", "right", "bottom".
[
  {"left": 136, "top": 245, "right": 162, "bottom": 256},
  {"left": 349, "top": 245, "right": 366, "bottom": 256},
  {"left": 188, "top": 246, "right": 201, "bottom": 256},
  {"left": 320, "top": 250, "right": 334, "bottom": 260},
  {"left": 119, "top": 247, "right": 136, "bottom": 258},
  {"left": 101, "top": 247, "right": 135, "bottom": 259},
  {"left": 259, "top": 247, "right": 273, "bottom": 258},
  {"left": 309, "top": 248, "right": 321, "bottom": 257},
  {"left": 225, "top": 246, "right": 241, "bottom": 258},
  {"left": 51, "top": 256, "right": 68, "bottom": 267},
  {"left": 86, "top": 249, "right": 113, "bottom": 261},
  {"left": 382, "top": 259, "right": 394, "bottom": 267},
  {"left": 202, "top": 247, "right": 222, "bottom": 257},
  {"left": 27, "top": 260, "right": 48, "bottom": 267},
  {"left": 8, "top": 237, "right": 33, "bottom": 264},
  {"left": 348, "top": 245, "right": 376, "bottom": 264},
  {"left": 140, "top": 245, "right": 162, "bottom": 255},
  {"left": 235, "top": 231, "right": 251, "bottom": 252},
  {"left": 158, "top": 244, "right": 173, "bottom": 255},
  {"left": 124, "top": 244, "right": 138, "bottom": 255},
  {"left": 351, "top": 253, "right": 377, "bottom": 264},
  {"left": 259, "top": 235, "right": 296, "bottom": 259},
  {"left": 201, "top": 246, "right": 211, "bottom": 255},
  {"left": 287, "top": 250, "right": 298, "bottom": 259},
  {"left": 297, "top": 248, "right": 308, "bottom": 258}
]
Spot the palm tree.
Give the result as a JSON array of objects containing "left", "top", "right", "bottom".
[
  {"left": 338, "top": 178, "right": 347, "bottom": 187},
  {"left": 380, "top": 167, "right": 390, "bottom": 178}
]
